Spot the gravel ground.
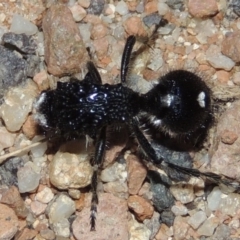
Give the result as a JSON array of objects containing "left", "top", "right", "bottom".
[{"left": 0, "top": 0, "right": 240, "bottom": 239}]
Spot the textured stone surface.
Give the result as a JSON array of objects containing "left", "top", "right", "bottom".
[
  {"left": 0, "top": 80, "right": 38, "bottom": 132},
  {"left": 188, "top": 0, "right": 218, "bottom": 18},
  {"left": 126, "top": 154, "right": 147, "bottom": 195},
  {"left": 72, "top": 193, "right": 128, "bottom": 240},
  {"left": 128, "top": 195, "right": 154, "bottom": 221},
  {"left": 211, "top": 100, "right": 240, "bottom": 178},
  {"left": 0, "top": 203, "right": 19, "bottom": 239},
  {"left": 222, "top": 31, "right": 240, "bottom": 63},
  {"left": 48, "top": 194, "right": 75, "bottom": 224},
  {"left": 42, "top": 4, "right": 88, "bottom": 76},
  {"left": 49, "top": 151, "right": 93, "bottom": 189},
  {"left": 0, "top": 186, "right": 28, "bottom": 218}
]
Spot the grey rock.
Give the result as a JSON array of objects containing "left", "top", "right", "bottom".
[
  {"left": 87, "top": 0, "right": 105, "bottom": 15},
  {"left": 2, "top": 32, "right": 37, "bottom": 54},
  {"left": 160, "top": 210, "right": 175, "bottom": 227},
  {"left": 17, "top": 164, "right": 41, "bottom": 193},
  {"left": 47, "top": 194, "right": 75, "bottom": 224},
  {"left": 166, "top": 0, "right": 184, "bottom": 10},
  {"left": 213, "top": 224, "right": 230, "bottom": 239},
  {"left": 148, "top": 171, "right": 175, "bottom": 212},
  {"left": 144, "top": 211, "right": 161, "bottom": 240},
  {"left": 0, "top": 157, "right": 24, "bottom": 186},
  {"left": 143, "top": 13, "right": 163, "bottom": 28},
  {"left": 0, "top": 45, "right": 27, "bottom": 97}
]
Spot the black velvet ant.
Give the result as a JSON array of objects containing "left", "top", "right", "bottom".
[{"left": 34, "top": 34, "right": 239, "bottom": 231}]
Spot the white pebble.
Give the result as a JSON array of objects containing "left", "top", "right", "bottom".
[
  {"left": 188, "top": 211, "right": 207, "bottom": 229},
  {"left": 207, "top": 187, "right": 222, "bottom": 211},
  {"left": 115, "top": 1, "right": 128, "bottom": 16},
  {"left": 157, "top": 2, "right": 169, "bottom": 15},
  {"left": 100, "top": 161, "right": 127, "bottom": 183},
  {"left": 0, "top": 81, "right": 38, "bottom": 132},
  {"left": 36, "top": 187, "right": 54, "bottom": 204},
  {"left": 48, "top": 194, "right": 75, "bottom": 224},
  {"left": 52, "top": 218, "right": 70, "bottom": 238},
  {"left": 49, "top": 151, "right": 93, "bottom": 189},
  {"left": 207, "top": 54, "right": 235, "bottom": 71},
  {"left": 10, "top": 14, "right": 38, "bottom": 35},
  {"left": 0, "top": 127, "right": 16, "bottom": 152},
  {"left": 17, "top": 164, "right": 40, "bottom": 193}
]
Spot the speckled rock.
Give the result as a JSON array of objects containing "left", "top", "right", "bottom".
[
  {"left": 187, "top": 211, "right": 207, "bottom": 229},
  {"left": 72, "top": 193, "right": 128, "bottom": 240},
  {"left": 31, "top": 200, "right": 47, "bottom": 216},
  {"left": 100, "top": 161, "right": 127, "bottom": 183},
  {"left": 0, "top": 186, "right": 28, "bottom": 218},
  {"left": 0, "top": 126, "right": 16, "bottom": 152},
  {"left": 0, "top": 203, "right": 19, "bottom": 239},
  {"left": 206, "top": 54, "right": 235, "bottom": 71},
  {"left": 123, "top": 16, "right": 147, "bottom": 36},
  {"left": 42, "top": 4, "right": 89, "bottom": 76},
  {"left": 49, "top": 151, "right": 93, "bottom": 189},
  {"left": 170, "top": 183, "right": 194, "bottom": 204},
  {"left": 48, "top": 194, "right": 75, "bottom": 224},
  {"left": 35, "top": 187, "right": 54, "bottom": 204},
  {"left": 128, "top": 195, "right": 154, "bottom": 221},
  {"left": 14, "top": 227, "right": 37, "bottom": 240},
  {"left": 220, "top": 129, "right": 238, "bottom": 144},
  {"left": 188, "top": 0, "right": 218, "bottom": 18},
  {"left": 69, "top": 4, "right": 87, "bottom": 22},
  {"left": 17, "top": 164, "right": 41, "bottom": 193},
  {"left": 126, "top": 154, "right": 147, "bottom": 195},
  {"left": 128, "top": 217, "right": 151, "bottom": 240},
  {"left": 211, "top": 100, "right": 240, "bottom": 178},
  {"left": 197, "top": 216, "right": 219, "bottom": 237},
  {"left": 10, "top": 14, "right": 38, "bottom": 35},
  {"left": 0, "top": 46, "right": 27, "bottom": 99},
  {"left": 0, "top": 80, "right": 38, "bottom": 132},
  {"left": 218, "top": 193, "right": 240, "bottom": 216},
  {"left": 173, "top": 216, "right": 190, "bottom": 240},
  {"left": 222, "top": 31, "right": 240, "bottom": 63}
]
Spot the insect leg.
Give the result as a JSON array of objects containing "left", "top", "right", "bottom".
[
  {"left": 130, "top": 118, "right": 240, "bottom": 190},
  {"left": 90, "top": 126, "right": 107, "bottom": 231},
  {"left": 120, "top": 35, "right": 136, "bottom": 83},
  {"left": 82, "top": 61, "right": 102, "bottom": 85}
]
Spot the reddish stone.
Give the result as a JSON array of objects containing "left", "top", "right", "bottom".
[{"left": 128, "top": 195, "right": 154, "bottom": 221}]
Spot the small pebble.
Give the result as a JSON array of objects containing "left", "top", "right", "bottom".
[
  {"left": 115, "top": 1, "right": 128, "bottom": 16},
  {"left": 221, "top": 129, "right": 238, "bottom": 144},
  {"left": 31, "top": 200, "right": 47, "bottom": 216},
  {"left": 128, "top": 218, "right": 151, "bottom": 240},
  {"left": 69, "top": 4, "right": 87, "bottom": 22},
  {"left": 40, "top": 228, "right": 55, "bottom": 240},
  {"left": 187, "top": 211, "right": 207, "bottom": 229},
  {"left": 0, "top": 203, "right": 19, "bottom": 239},
  {"left": 0, "top": 127, "right": 16, "bottom": 152},
  {"left": 128, "top": 195, "right": 154, "bottom": 221},
  {"left": 170, "top": 183, "right": 194, "bottom": 204},
  {"left": 207, "top": 187, "right": 222, "bottom": 211},
  {"left": 52, "top": 219, "right": 70, "bottom": 238},
  {"left": 197, "top": 216, "right": 219, "bottom": 236},
  {"left": 171, "top": 202, "right": 188, "bottom": 216},
  {"left": 10, "top": 14, "right": 38, "bottom": 35},
  {"left": 100, "top": 161, "right": 127, "bottom": 183},
  {"left": 49, "top": 151, "right": 93, "bottom": 189},
  {"left": 17, "top": 164, "right": 41, "bottom": 193},
  {"left": 48, "top": 194, "right": 75, "bottom": 224},
  {"left": 126, "top": 154, "right": 147, "bottom": 195},
  {"left": 206, "top": 54, "right": 235, "bottom": 71},
  {"left": 188, "top": 0, "right": 218, "bottom": 18},
  {"left": 35, "top": 187, "right": 54, "bottom": 204}
]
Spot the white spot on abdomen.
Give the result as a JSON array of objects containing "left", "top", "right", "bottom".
[{"left": 197, "top": 91, "right": 206, "bottom": 108}]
